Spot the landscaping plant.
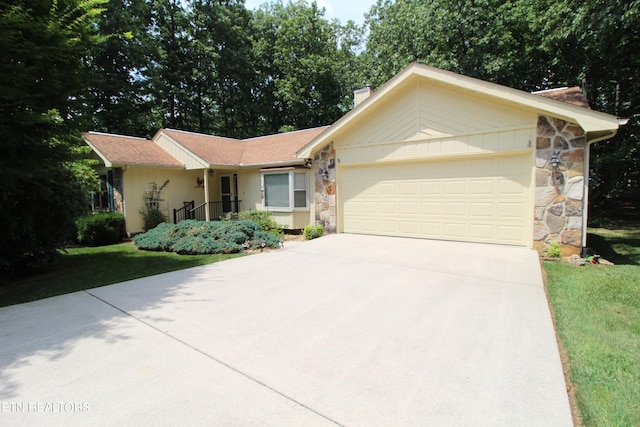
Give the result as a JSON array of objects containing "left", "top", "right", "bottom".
[
  {"left": 76, "top": 212, "right": 125, "bottom": 246},
  {"left": 134, "top": 220, "right": 280, "bottom": 255},
  {"left": 224, "top": 210, "right": 284, "bottom": 239},
  {"left": 303, "top": 224, "right": 324, "bottom": 240}
]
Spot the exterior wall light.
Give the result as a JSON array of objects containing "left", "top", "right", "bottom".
[{"left": 549, "top": 153, "right": 561, "bottom": 170}]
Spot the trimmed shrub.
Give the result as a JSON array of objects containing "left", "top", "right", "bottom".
[
  {"left": 133, "top": 220, "right": 281, "bottom": 255},
  {"left": 225, "top": 210, "right": 284, "bottom": 238},
  {"left": 303, "top": 224, "right": 324, "bottom": 240},
  {"left": 76, "top": 213, "right": 125, "bottom": 246}
]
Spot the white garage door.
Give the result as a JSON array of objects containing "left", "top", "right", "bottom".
[{"left": 340, "top": 155, "right": 532, "bottom": 246}]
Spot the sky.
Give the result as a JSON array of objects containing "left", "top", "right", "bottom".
[{"left": 244, "top": 0, "right": 376, "bottom": 26}]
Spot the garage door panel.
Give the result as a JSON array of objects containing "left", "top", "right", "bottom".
[
  {"left": 470, "top": 202, "right": 493, "bottom": 217},
  {"left": 421, "top": 202, "right": 442, "bottom": 215},
  {"left": 340, "top": 155, "right": 531, "bottom": 246},
  {"left": 445, "top": 202, "right": 466, "bottom": 216},
  {"left": 421, "top": 181, "right": 441, "bottom": 195},
  {"left": 470, "top": 224, "right": 493, "bottom": 240},
  {"left": 499, "top": 203, "right": 525, "bottom": 218},
  {"left": 470, "top": 180, "right": 495, "bottom": 195}
]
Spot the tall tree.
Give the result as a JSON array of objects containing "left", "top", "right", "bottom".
[
  {"left": 363, "top": 0, "right": 565, "bottom": 90},
  {"left": 148, "top": 0, "right": 193, "bottom": 129},
  {"left": 251, "top": 0, "right": 357, "bottom": 133},
  {"left": 577, "top": 0, "right": 640, "bottom": 207},
  {"left": 0, "top": 0, "right": 106, "bottom": 276},
  {"left": 189, "top": 0, "right": 257, "bottom": 137},
  {"left": 75, "top": 0, "right": 158, "bottom": 137}
]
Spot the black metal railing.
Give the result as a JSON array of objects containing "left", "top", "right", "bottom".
[
  {"left": 209, "top": 200, "right": 242, "bottom": 220},
  {"left": 173, "top": 200, "right": 195, "bottom": 223},
  {"left": 173, "top": 200, "right": 242, "bottom": 223}
]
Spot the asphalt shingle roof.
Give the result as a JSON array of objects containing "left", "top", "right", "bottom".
[
  {"left": 83, "top": 132, "right": 183, "bottom": 167},
  {"left": 84, "top": 126, "right": 329, "bottom": 168}
]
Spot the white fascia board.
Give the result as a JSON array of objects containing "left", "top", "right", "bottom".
[
  {"left": 83, "top": 136, "right": 113, "bottom": 168},
  {"left": 152, "top": 130, "right": 210, "bottom": 169}
]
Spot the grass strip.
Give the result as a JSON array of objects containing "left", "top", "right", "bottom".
[
  {"left": 0, "top": 242, "right": 245, "bottom": 307},
  {"left": 544, "top": 222, "right": 640, "bottom": 426}
]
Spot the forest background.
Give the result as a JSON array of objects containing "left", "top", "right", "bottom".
[{"left": 1, "top": 0, "right": 638, "bottom": 274}]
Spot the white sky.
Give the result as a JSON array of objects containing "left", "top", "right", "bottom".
[{"left": 244, "top": 0, "right": 376, "bottom": 26}]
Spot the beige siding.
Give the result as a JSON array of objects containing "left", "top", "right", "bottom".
[
  {"left": 339, "top": 154, "right": 533, "bottom": 246},
  {"left": 237, "top": 169, "right": 262, "bottom": 211},
  {"left": 123, "top": 166, "right": 203, "bottom": 234},
  {"left": 337, "top": 79, "right": 536, "bottom": 166},
  {"left": 269, "top": 211, "right": 310, "bottom": 229},
  {"left": 154, "top": 134, "right": 207, "bottom": 170},
  {"left": 236, "top": 169, "right": 313, "bottom": 230}
]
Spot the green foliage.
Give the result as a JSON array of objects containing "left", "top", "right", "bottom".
[
  {"left": 76, "top": 213, "right": 125, "bottom": 246},
  {"left": 303, "top": 224, "right": 324, "bottom": 240},
  {"left": 139, "top": 180, "right": 169, "bottom": 231},
  {"left": 547, "top": 242, "right": 562, "bottom": 258},
  {"left": 226, "top": 210, "right": 284, "bottom": 239},
  {"left": 1, "top": 243, "right": 243, "bottom": 307},
  {"left": 544, "top": 223, "right": 640, "bottom": 425},
  {"left": 0, "top": 0, "right": 106, "bottom": 276},
  {"left": 251, "top": 0, "right": 357, "bottom": 133},
  {"left": 134, "top": 220, "right": 281, "bottom": 255},
  {"left": 141, "top": 208, "right": 167, "bottom": 232}
]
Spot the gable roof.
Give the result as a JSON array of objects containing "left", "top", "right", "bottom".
[
  {"left": 85, "top": 127, "right": 329, "bottom": 170},
  {"left": 297, "top": 63, "right": 625, "bottom": 158},
  {"left": 83, "top": 132, "right": 183, "bottom": 168},
  {"left": 159, "top": 129, "right": 244, "bottom": 166},
  {"left": 241, "top": 127, "right": 328, "bottom": 165},
  {"left": 158, "top": 126, "right": 328, "bottom": 167}
]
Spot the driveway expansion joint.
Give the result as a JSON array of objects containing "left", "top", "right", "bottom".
[{"left": 83, "top": 290, "right": 345, "bottom": 427}]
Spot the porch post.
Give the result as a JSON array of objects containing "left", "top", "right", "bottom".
[{"left": 204, "top": 169, "right": 211, "bottom": 221}]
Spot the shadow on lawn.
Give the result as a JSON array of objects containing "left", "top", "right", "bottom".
[
  {"left": 0, "top": 244, "right": 243, "bottom": 307},
  {"left": 587, "top": 232, "right": 640, "bottom": 266}
]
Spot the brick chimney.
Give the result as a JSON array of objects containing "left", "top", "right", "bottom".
[{"left": 354, "top": 85, "right": 373, "bottom": 107}]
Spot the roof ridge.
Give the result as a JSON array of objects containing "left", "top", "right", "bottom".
[
  {"left": 86, "top": 131, "right": 148, "bottom": 140},
  {"left": 242, "top": 125, "right": 330, "bottom": 141},
  {"left": 531, "top": 87, "right": 572, "bottom": 94},
  {"left": 162, "top": 128, "right": 240, "bottom": 142}
]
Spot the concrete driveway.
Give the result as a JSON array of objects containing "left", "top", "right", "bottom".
[{"left": 0, "top": 234, "right": 572, "bottom": 426}]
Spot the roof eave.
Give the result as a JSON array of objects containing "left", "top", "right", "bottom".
[
  {"left": 83, "top": 136, "right": 113, "bottom": 168},
  {"left": 111, "top": 162, "right": 185, "bottom": 169},
  {"left": 239, "top": 159, "right": 306, "bottom": 169}
]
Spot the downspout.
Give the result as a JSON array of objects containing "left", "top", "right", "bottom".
[
  {"left": 581, "top": 142, "right": 591, "bottom": 257},
  {"left": 204, "top": 169, "right": 211, "bottom": 221}
]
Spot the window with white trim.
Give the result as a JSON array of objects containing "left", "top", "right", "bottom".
[{"left": 262, "top": 170, "right": 308, "bottom": 211}]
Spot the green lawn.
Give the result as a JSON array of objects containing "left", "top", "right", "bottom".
[
  {"left": 0, "top": 242, "right": 245, "bottom": 307},
  {"left": 544, "top": 219, "right": 640, "bottom": 426}
]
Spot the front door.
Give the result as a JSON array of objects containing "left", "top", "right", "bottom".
[{"left": 221, "top": 175, "right": 233, "bottom": 214}]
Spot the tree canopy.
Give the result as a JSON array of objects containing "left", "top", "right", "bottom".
[
  {"left": 0, "top": 0, "right": 107, "bottom": 276},
  {"left": 1, "top": 0, "right": 638, "bottom": 276}
]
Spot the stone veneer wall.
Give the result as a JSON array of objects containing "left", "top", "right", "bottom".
[
  {"left": 313, "top": 142, "right": 337, "bottom": 233},
  {"left": 534, "top": 115, "right": 586, "bottom": 256},
  {"left": 112, "top": 168, "right": 125, "bottom": 213}
]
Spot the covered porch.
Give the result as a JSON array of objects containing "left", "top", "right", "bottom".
[{"left": 173, "top": 170, "right": 242, "bottom": 223}]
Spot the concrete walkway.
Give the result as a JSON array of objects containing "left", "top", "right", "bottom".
[{"left": 0, "top": 234, "right": 572, "bottom": 426}]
